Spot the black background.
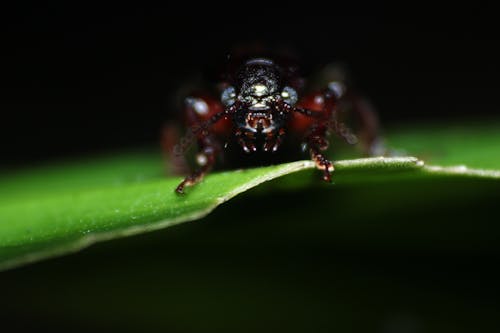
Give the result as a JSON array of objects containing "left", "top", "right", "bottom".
[
  {"left": 1, "top": 4, "right": 500, "bottom": 332},
  {"left": 2, "top": 3, "right": 498, "bottom": 165}
]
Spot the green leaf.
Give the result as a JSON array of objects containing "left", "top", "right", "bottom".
[
  {"left": 388, "top": 120, "right": 500, "bottom": 169},
  {"left": 0, "top": 121, "right": 499, "bottom": 271},
  {"left": 0, "top": 156, "right": 421, "bottom": 271}
]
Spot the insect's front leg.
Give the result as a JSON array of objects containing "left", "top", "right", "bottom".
[
  {"left": 235, "top": 129, "right": 256, "bottom": 153},
  {"left": 174, "top": 93, "right": 232, "bottom": 194},
  {"left": 263, "top": 128, "right": 286, "bottom": 153},
  {"left": 304, "top": 124, "right": 333, "bottom": 182},
  {"left": 175, "top": 133, "right": 220, "bottom": 194},
  {"left": 292, "top": 92, "right": 344, "bottom": 182}
]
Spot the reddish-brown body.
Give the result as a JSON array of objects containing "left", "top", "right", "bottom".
[
  {"left": 184, "top": 93, "right": 231, "bottom": 137},
  {"left": 290, "top": 92, "right": 328, "bottom": 134},
  {"left": 169, "top": 55, "right": 380, "bottom": 193}
]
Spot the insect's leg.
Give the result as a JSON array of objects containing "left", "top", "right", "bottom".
[
  {"left": 175, "top": 134, "right": 220, "bottom": 194},
  {"left": 161, "top": 123, "right": 190, "bottom": 175},
  {"left": 296, "top": 89, "right": 381, "bottom": 155},
  {"left": 302, "top": 61, "right": 382, "bottom": 155},
  {"left": 339, "top": 91, "right": 383, "bottom": 156},
  {"left": 263, "top": 128, "right": 285, "bottom": 152},
  {"left": 235, "top": 129, "right": 257, "bottom": 153},
  {"left": 294, "top": 92, "right": 358, "bottom": 147},
  {"left": 330, "top": 116, "right": 359, "bottom": 145},
  {"left": 305, "top": 125, "right": 333, "bottom": 182},
  {"left": 174, "top": 94, "right": 233, "bottom": 194},
  {"left": 292, "top": 96, "right": 334, "bottom": 182}
]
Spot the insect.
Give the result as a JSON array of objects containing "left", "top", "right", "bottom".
[{"left": 168, "top": 52, "right": 381, "bottom": 194}]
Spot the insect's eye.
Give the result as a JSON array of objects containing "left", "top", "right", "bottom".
[
  {"left": 281, "top": 86, "right": 298, "bottom": 105},
  {"left": 221, "top": 86, "right": 237, "bottom": 106}
]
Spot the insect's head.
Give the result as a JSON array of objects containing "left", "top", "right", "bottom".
[
  {"left": 221, "top": 58, "right": 298, "bottom": 109},
  {"left": 221, "top": 58, "right": 298, "bottom": 134}
]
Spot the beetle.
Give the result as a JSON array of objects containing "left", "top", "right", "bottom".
[{"left": 168, "top": 53, "right": 382, "bottom": 194}]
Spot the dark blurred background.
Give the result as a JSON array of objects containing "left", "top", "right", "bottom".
[
  {"left": 1, "top": 3, "right": 498, "bottom": 165},
  {"left": 1, "top": 3, "right": 500, "bottom": 333}
]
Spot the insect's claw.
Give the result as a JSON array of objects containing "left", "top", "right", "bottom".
[
  {"left": 242, "top": 143, "right": 256, "bottom": 153},
  {"left": 175, "top": 179, "right": 189, "bottom": 194},
  {"left": 323, "top": 167, "right": 332, "bottom": 182},
  {"left": 311, "top": 153, "right": 334, "bottom": 183}
]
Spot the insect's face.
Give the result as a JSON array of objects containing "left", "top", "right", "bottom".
[
  {"left": 221, "top": 58, "right": 298, "bottom": 135},
  {"left": 241, "top": 81, "right": 278, "bottom": 111}
]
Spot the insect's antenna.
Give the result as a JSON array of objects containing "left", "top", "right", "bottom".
[
  {"left": 292, "top": 106, "right": 324, "bottom": 118},
  {"left": 174, "top": 104, "right": 238, "bottom": 156},
  {"left": 191, "top": 112, "right": 224, "bottom": 135}
]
